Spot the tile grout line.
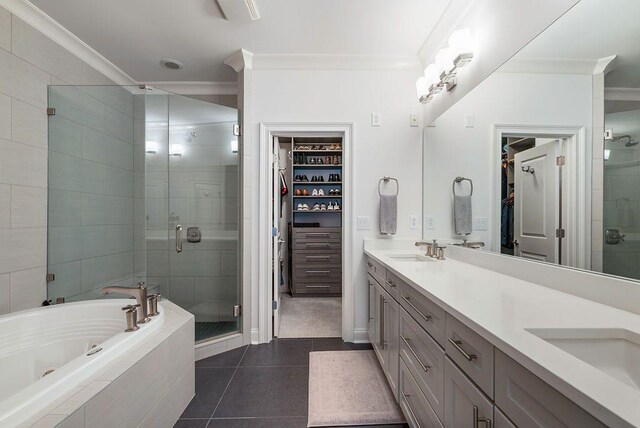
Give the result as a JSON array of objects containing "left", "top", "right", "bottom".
[{"left": 205, "top": 345, "right": 250, "bottom": 423}]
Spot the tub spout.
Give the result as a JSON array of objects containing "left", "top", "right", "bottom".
[{"left": 102, "top": 282, "right": 150, "bottom": 324}]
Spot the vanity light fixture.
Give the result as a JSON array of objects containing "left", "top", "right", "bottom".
[
  {"left": 231, "top": 139, "right": 239, "bottom": 153},
  {"left": 169, "top": 144, "right": 184, "bottom": 157},
  {"left": 416, "top": 28, "right": 474, "bottom": 103},
  {"left": 145, "top": 141, "right": 158, "bottom": 155}
]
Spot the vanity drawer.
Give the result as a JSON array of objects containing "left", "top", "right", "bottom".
[
  {"left": 292, "top": 281, "right": 341, "bottom": 294},
  {"left": 293, "top": 252, "right": 341, "bottom": 266},
  {"left": 399, "top": 308, "right": 445, "bottom": 420},
  {"left": 398, "top": 282, "right": 446, "bottom": 347},
  {"left": 399, "top": 358, "right": 443, "bottom": 428},
  {"left": 293, "top": 241, "right": 341, "bottom": 251},
  {"left": 495, "top": 350, "right": 607, "bottom": 428},
  {"left": 444, "top": 357, "right": 494, "bottom": 428},
  {"left": 384, "top": 270, "right": 403, "bottom": 301},
  {"left": 366, "top": 256, "right": 386, "bottom": 285},
  {"left": 445, "top": 314, "right": 494, "bottom": 398},
  {"left": 293, "top": 267, "right": 341, "bottom": 282},
  {"left": 294, "top": 228, "right": 341, "bottom": 241}
]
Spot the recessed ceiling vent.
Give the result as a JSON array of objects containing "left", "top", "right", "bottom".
[
  {"left": 161, "top": 58, "right": 184, "bottom": 70},
  {"left": 216, "top": 0, "right": 260, "bottom": 21}
]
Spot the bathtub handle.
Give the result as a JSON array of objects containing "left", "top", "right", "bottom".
[
  {"left": 122, "top": 304, "right": 140, "bottom": 332},
  {"left": 176, "top": 224, "right": 183, "bottom": 253}
]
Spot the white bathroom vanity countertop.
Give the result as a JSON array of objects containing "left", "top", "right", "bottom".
[{"left": 365, "top": 242, "right": 640, "bottom": 427}]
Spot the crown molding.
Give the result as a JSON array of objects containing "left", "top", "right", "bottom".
[
  {"left": 224, "top": 49, "right": 254, "bottom": 72},
  {"left": 145, "top": 81, "right": 238, "bottom": 95},
  {"left": 605, "top": 88, "right": 640, "bottom": 102},
  {"left": 250, "top": 54, "right": 421, "bottom": 71},
  {"left": 498, "top": 56, "right": 616, "bottom": 76},
  {"left": 0, "top": 0, "right": 137, "bottom": 85}
]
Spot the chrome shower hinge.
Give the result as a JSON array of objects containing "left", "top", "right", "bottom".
[{"left": 233, "top": 304, "right": 242, "bottom": 317}]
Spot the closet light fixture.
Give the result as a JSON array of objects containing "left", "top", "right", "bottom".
[
  {"left": 170, "top": 144, "right": 184, "bottom": 157},
  {"left": 231, "top": 140, "right": 238, "bottom": 153},
  {"left": 145, "top": 141, "right": 158, "bottom": 155},
  {"left": 415, "top": 28, "right": 474, "bottom": 103}
]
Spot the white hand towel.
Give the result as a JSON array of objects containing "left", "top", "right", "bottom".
[{"left": 379, "top": 194, "right": 397, "bottom": 235}]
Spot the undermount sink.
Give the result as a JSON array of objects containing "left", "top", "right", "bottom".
[
  {"left": 527, "top": 328, "right": 640, "bottom": 390},
  {"left": 387, "top": 253, "right": 434, "bottom": 262}
]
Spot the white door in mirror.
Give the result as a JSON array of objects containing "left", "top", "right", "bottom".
[{"left": 514, "top": 142, "right": 560, "bottom": 263}]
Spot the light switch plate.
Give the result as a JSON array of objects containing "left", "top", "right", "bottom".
[
  {"left": 410, "top": 114, "right": 419, "bottom": 127},
  {"left": 357, "top": 216, "right": 370, "bottom": 230},
  {"left": 473, "top": 217, "right": 488, "bottom": 231},
  {"left": 371, "top": 112, "right": 382, "bottom": 127},
  {"left": 409, "top": 215, "right": 418, "bottom": 230},
  {"left": 465, "top": 114, "right": 474, "bottom": 128},
  {"left": 425, "top": 215, "right": 435, "bottom": 230}
]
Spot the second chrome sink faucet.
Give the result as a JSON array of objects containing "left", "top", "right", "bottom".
[{"left": 415, "top": 240, "right": 446, "bottom": 260}]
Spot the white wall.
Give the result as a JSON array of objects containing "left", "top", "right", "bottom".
[
  {"left": 249, "top": 68, "right": 424, "bottom": 339},
  {"left": 419, "top": 0, "right": 581, "bottom": 125},
  {"left": 423, "top": 71, "right": 593, "bottom": 246}
]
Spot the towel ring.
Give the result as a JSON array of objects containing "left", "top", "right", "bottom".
[
  {"left": 378, "top": 176, "right": 399, "bottom": 196},
  {"left": 452, "top": 176, "right": 473, "bottom": 197}
]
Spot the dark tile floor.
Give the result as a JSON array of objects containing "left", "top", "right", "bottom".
[{"left": 175, "top": 338, "right": 408, "bottom": 428}]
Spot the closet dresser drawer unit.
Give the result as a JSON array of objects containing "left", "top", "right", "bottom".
[
  {"left": 399, "top": 307, "right": 445, "bottom": 420},
  {"left": 398, "top": 282, "right": 446, "bottom": 347},
  {"left": 495, "top": 350, "right": 606, "bottom": 427},
  {"left": 399, "top": 358, "right": 443, "bottom": 428},
  {"left": 445, "top": 313, "right": 495, "bottom": 398},
  {"left": 292, "top": 228, "right": 342, "bottom": 295}
]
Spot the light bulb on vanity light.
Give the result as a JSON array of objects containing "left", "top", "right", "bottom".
[
  {"left": 435, "top": 47, "right": 456, "bottom": 82},
  {"left": 415, "top": 76, "right": 429, "bottom": 102},
  {"left": 424, "top": 64, "right": 442, "bottom": 94},
  {"left": 170, "top": 144, "right": 184, "bottom": 157},
  {"left": 145, "top": 141, "right": 158, "bottom": 155},
  {"left": 449, "top": 28, "right": 474, "bottom": 67}
]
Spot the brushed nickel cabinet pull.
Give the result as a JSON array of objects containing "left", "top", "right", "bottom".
[
  {"left": 306, "top": 270, "right": 330, "bottom": 275},
  {"left": 401, "top": 336, "right": 430, "bottom": 372},
  {"left": 379, "top": 295, "right": 385, "bottom": 350},
  {"left": 448, "top": 337, "right": 478, "bottom": 361},
  {"left": 401, "top": 295, "right": 432, "bottom": 322},
  {"left": 386, "top": 279, "right": 397, "bottom": 288},
  {"left": 306, "top": 243, "right": 330, "bottom": 248},
  {"left": 402, "top": 393, "right": 423, "bottom": 428},
  {"left": 305, "top": 285, "right": 331, "bottom": 288},
  {"left": 473, "top": 405, "right": 492, "bottom": 428},
  {"left": 306, "top": 232, "right": 330, "bottom": 237},
  {"left": 367, "top": 261, "right": 373, "bottom": 267},
  {"left": 306, "top": 255, "right": 330, "bottom": 260}
]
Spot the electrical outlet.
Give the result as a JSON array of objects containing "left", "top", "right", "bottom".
[
  {"left": 425, "top": 215, "right": 435, "bottom": 230},
  {"left": 473, "top": 217, "right": 488, "bottom": 231},
  {"left": 410, "top": 114, "right": 419, "bottom": 127},
  {"left": 357, "top": 216, "right": 370, "bottom": 230},
  {"left": 465, "top": 114, "right": 475, "bottom": 128},
  {"left": 371, "top": 112, "right": 382, "bottom": 127},
  {"left": 409, "top": 215, "right": 418, "bottom": 230}
]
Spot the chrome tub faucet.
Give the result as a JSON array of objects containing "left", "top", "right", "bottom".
[{"left": 102, "top": 282, "right": 150, "bottom": 324}]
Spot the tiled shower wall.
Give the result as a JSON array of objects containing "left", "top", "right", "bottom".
[{"left": 0, "top": 5, "right": 131, "bottom": 314}]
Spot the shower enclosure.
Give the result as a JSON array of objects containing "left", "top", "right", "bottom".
[
  {"left": 603, "top": 103, "right": 640, "bottom": 279},
  {"left": 46, "top": 85, "right": 241, "bottom": 343}
]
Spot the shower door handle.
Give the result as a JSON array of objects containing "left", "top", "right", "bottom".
[{"left": 176, "top": 225, "right": 183, "bottom": 253}]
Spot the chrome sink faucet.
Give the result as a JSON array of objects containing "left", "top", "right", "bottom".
[
  {"left": 102, "top": 282, "right": 150, "bottom": 324},
  {"left": 415, "top": 240, "right": 446, "bottom": 260}
]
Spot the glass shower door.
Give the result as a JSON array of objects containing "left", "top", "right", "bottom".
[{"left": 166, "top": 94, "right": 241, "bottom": 342}]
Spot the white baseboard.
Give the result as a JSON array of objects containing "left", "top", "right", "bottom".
[
  {"left": 251, "top": 328, "right": 260, "bottom": 344},
  {"left": 352, "top": 328, "right": 370, "bottom": 344}
]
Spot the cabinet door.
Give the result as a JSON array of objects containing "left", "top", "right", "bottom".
[
  {"left": 444, "top": 358, "right": 494, "bottom": 428},
  {"left": 384, "top": 294, "right": 399, "bottom": 400}
]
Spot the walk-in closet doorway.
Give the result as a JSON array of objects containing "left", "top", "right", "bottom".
[{"left": 258, "top": 124, "right": 354, "bottom": 344}]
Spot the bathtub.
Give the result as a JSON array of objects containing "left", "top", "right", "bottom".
[{"left": 0, "top": 299, "right": 165, "bottom": 427}]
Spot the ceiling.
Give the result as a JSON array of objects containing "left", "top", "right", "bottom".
[
  {"left": 508, "top": 0, "right": 640, "bottom": 88},
  {"left": 31, "top": 0, "right": 450, "bottom": 83}
]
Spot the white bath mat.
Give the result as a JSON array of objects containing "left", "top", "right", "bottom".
[{"left": 308, "top": 350, "right": 405, "bottom": 427}]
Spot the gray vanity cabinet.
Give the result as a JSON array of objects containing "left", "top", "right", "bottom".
[
  {"left": 495, "top": 350, "right": 607, "bottom": 428},
  {"left": 444, "top": 358, "right": 494, "bottom": 428}
]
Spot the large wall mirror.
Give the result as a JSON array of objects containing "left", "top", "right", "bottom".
[{"left": 422, "top": 0, "right": 640, "bottom": 280}]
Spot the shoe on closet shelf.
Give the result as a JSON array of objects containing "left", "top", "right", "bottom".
[
  {"left": 335, "top": 143, "right": 342, "bottom": 150},
  {"left": 303, "top": 203, "right": 310, "bottom": 210},
  {"left": 295, "top": 189, "right": 302, "bottom": 196},
  {"left": 318, "top": 189, "right": 325, "bottom": 196},
  {"left": 329, "top": 144, "right": 335, "bottom": 150},
  {"left": 312, "top": 189, "right": 318, "bottom": 196},
  {"left": 329, "top": 174, "right": 334, "bottom": 182},
  {"left": 336, "top": 174, "right": 341, "bottom": 182},
  {"left": 296, "top": 203, "right": 303, "bottom": 210},
  {"left": 319, "top": 176, "right": 324, "bottom": 182},
  {"left": 320, "top": 203, "right": 327, "bottom": 210},
  {"left": 302, "top": 189, "right": 310, "bottom": 196},
  {"left": 327, "top": 202, "right": 334, "bottom": 210},
  {"left": 312, "top": 203, "right": 320, "bottom": 211},
  {"left": 334, "top": 202, "right": 341, "bottom": 211}
]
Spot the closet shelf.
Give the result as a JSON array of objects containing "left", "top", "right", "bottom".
[
  {"left": 293, "top": 210, "right": 342, "bottom": 213},
  {"left": 293, "top": 164, "right": 342, "bottom": 168},
  {"left": 293, "top": 195, "right": 342, "bottom": 198},
  {"left": 292, "top": 149, "right": 342, "bottom": 153},
  {"left": 292, "top": 181, "right": 342, "bottom": 185}
]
